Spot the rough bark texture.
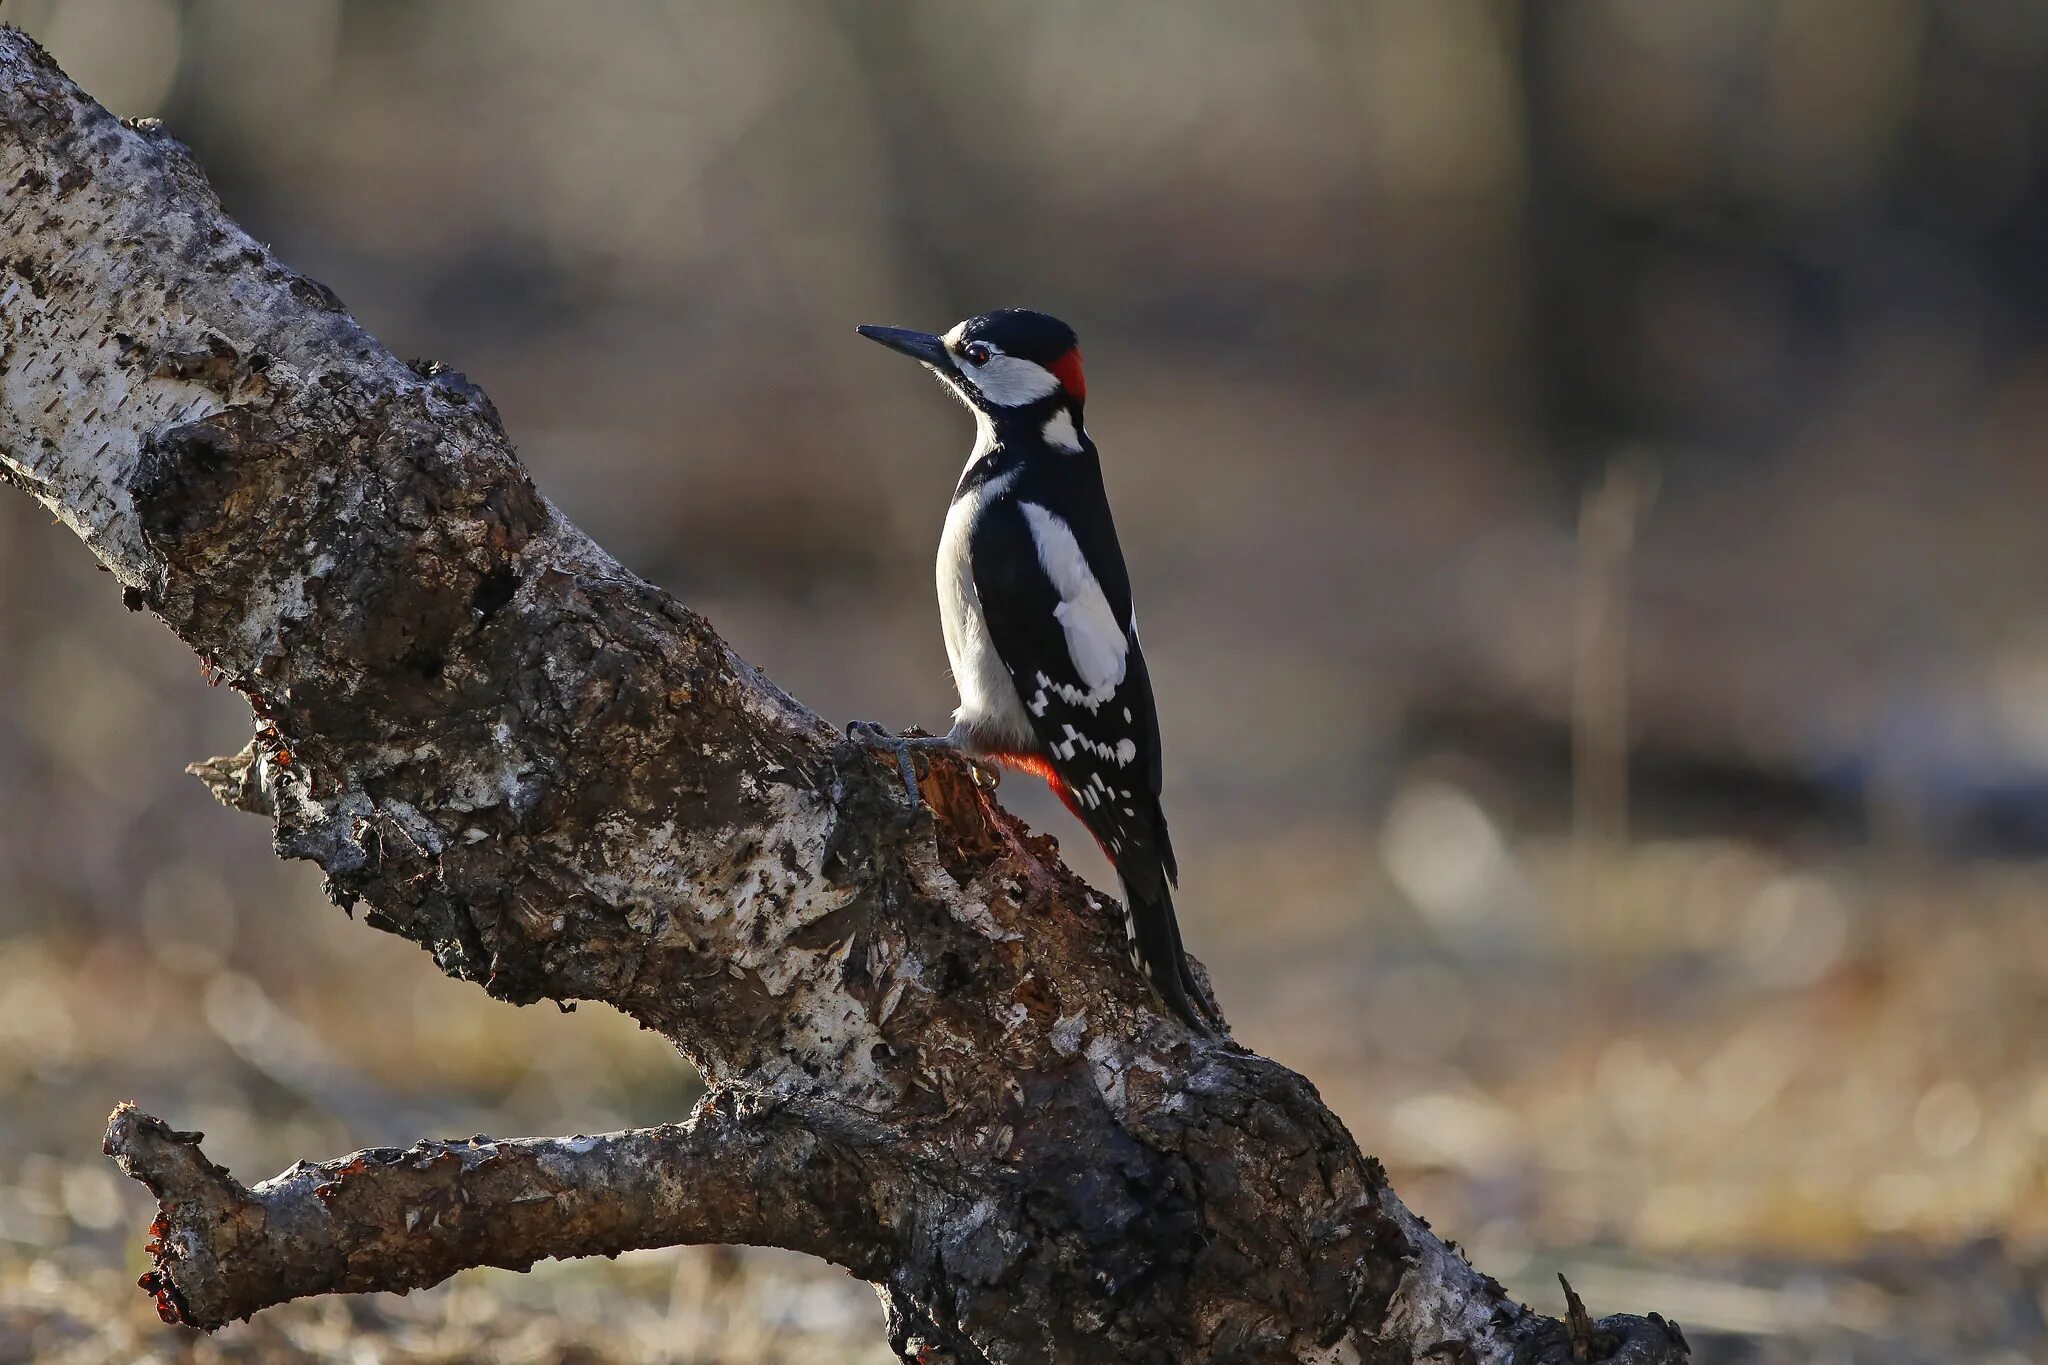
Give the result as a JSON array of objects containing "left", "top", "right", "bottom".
[
  {"left": 1, "top": 28, "right": 1690, "bottom": 1365},
  {"left": 104, "top": 1095, "right": 895, "bottom": 1330}
]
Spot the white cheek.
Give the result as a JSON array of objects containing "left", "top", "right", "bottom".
[{"left": 970, "top": 355, "right": 1061, "bottom": 407}]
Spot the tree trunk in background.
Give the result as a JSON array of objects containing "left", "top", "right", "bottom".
[{"left": 0, "top": 29, "right": 1690, "bottom": 1365}]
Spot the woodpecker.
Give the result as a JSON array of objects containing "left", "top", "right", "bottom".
[{"left": 855, "top": 309, "right": 1219, "bottom": 1033}]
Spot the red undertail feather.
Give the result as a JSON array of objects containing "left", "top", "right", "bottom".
[{"left": 988, "top": 751, "right": 1096, "bottom": 840}]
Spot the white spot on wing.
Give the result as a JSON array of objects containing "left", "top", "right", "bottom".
[{"left": 1020, "top": 502, "right": 1127, "bottom": 704}]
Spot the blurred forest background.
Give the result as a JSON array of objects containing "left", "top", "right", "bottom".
[{"left": 5, "top": 1, "right": 2048, "bottom": 1361}]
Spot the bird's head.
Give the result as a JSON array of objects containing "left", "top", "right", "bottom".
[{"left": 858, "top": 309, "right": 1086, "bottom": 419}]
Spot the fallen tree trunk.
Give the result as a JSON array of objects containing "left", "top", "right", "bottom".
[{"left": 0, "top": 27, "right": 1689, "bottom": 1365}]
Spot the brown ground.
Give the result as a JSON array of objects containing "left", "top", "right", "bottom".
[{"left": 3, "top": 812, "right": 2045, "bottom": 1362}]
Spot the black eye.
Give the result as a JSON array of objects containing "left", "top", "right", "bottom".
[{"left": 962, "top": 342, "right": 992, "bottom": 366}]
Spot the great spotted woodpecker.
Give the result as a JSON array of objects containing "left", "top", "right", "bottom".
[{"left": 854, "top": 309, "right": 1219, "bottom": 1033}]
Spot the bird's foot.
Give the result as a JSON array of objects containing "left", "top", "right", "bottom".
[
  {"left": 846, "top": 720, "right": 921, "bottom": 800},
  {"left": 844, "top": 722, "right": 1000, "bottom": 803}
]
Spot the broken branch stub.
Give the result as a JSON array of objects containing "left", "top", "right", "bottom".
[{"left": 101, "top": 1097, "right": 894, "bottom": 1331}]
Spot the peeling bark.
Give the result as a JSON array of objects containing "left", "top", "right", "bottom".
[{"left": 1, "top": 28, "right": 1690, "bottom": 1365}]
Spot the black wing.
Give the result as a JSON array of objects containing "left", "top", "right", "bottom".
[
  {"left": 971, "top": 490, "right": 1206, "bottom": 1025},
  {"left": 968, "top": 495, "right": 1163, "bottom": 850}
]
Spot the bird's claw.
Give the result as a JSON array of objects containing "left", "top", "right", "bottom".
[
  {"left": 847, "top": 719, "right": 923, "bottom": 802},
  {"left": 844, "top": 722, "right": 1000, "bottom": 802}
]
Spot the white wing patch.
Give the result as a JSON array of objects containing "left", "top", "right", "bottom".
[{"left": 1020, "top": 502, "right": 1127, "bottom": 708}]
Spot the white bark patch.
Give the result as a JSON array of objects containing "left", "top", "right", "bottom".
[
  {"left": 1378, "top": 1193, "right": 1519, "bottom": 1365},
  {"left": 579, "top": 781, "right": 909, "bottom": 1109},
  {"left": 378, "top": 801, "right": 446, "bottom": 857},
  {"left": 0, "top": 86, "right": 417, "bottom": 670},
  {"left": 938, "top": 851, "right": 1024, "bottom": 944},
  {"left": 0, "top": 269, "right": 224, "bottom": 574},
  {"left": 1084, "top": 1034, "right": 1130, "bottom": 1112},
  {"left": 1049, "top": 1010, "right": 1088, "bottom": 1057}
]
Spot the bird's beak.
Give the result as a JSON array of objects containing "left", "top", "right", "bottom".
[{"left": 856, "top": 324, "right": 952, "bottom": 368}]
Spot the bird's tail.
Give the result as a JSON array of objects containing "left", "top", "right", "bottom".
[{"left": 1115, "top": 852, "right": 1221, "bottom": 1035}]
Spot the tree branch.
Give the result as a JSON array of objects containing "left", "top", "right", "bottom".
[
  {"left": 103, "top": 1095, "right": 894, "bottom": 1330},
  {"left": 1, "top": 26, "right": 1689, "bottom": 1363}
]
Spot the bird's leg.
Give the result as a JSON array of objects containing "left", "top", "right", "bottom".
[{"left": 844, "top": 721, "right": 1000, "bottom": 803}]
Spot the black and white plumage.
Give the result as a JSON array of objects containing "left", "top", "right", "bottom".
[{"left": 857, "top": 309, "right": 1217, "bottom": 1032}]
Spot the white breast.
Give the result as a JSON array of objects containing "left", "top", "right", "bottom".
[{"left": 937, "top": 468, "right": 1035, "bottom": 751}]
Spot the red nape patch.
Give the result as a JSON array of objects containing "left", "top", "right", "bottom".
[{"left": 1048, "top": 348, "right": 1086, "bottom": 403}]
